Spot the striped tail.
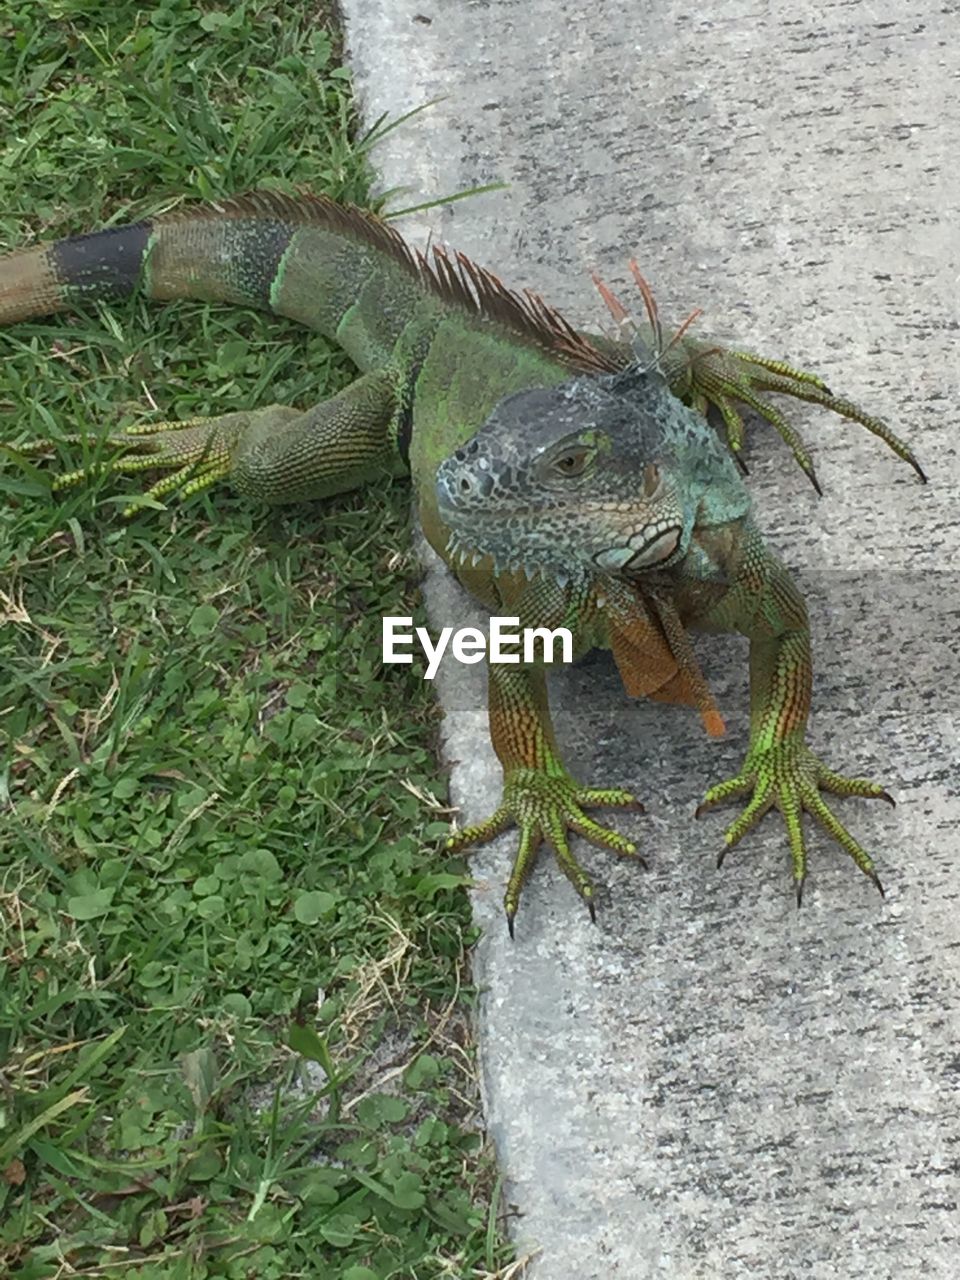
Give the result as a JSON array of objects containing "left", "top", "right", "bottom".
[
  {"left": 0, "top": 229, "right": 153, "bottom": 322},
  {"left": 0, "top": 189, "right": 618, "bottom": 376},
  {"left": 0, "top": 192, "right": 430, "bottom": 341}
]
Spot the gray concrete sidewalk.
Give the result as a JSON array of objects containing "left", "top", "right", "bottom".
[{"left": 341, "top": 3, "right": 960, "bottom": 1276}]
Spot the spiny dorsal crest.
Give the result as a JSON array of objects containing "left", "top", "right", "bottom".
[
  {"left": 184, "top": 190, "right": 619, "bottom": 375},
  {"left": 592, "top": 259, "right": 703, "bottom": 379}
]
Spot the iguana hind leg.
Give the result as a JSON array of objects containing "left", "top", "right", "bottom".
[
  {"left": 676, "top": 341, "right": 927, "bottom": 493},
  {"left": 16, "top": 368, "right": 405, "bottom": 515},
  {"left": 590, "top": 269, "right": 925, "bottom": 489}
]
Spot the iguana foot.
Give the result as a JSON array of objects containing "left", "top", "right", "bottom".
[
  {"left": 674, "top": 337, "right": 927, "bottom": 492},
  {"left": 446, "top": 769, "right": 645, "bottom": 935},
  {"left": 14, "top": 409, "right": 281, "bottom": 517},
  {"left": 696, "top": 741, "right": 894, "bottom": 903},
  {"left": 591, "top": 264, "right": 926, "bottom": 490}
]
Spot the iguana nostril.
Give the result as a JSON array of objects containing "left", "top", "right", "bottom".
[{"left": 460, "top": 477, "right": 471, "bottom": 493}]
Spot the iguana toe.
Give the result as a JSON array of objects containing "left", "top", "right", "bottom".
[
  {"left": 699, "top": 742, "right": 893, "bottom": 899},
  {"left": 447, "top": 769, "right": 645, "bottom": 935}
]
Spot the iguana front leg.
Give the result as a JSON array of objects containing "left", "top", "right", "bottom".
[
  {"left": 694, "top": 527, "right": 893, "bottom": 903},
  {"left": 14, "top": 369, "right": 404, "bottom": 514},
  {"left": 447, "top": 660, "right": 643, "bottom": 935}
]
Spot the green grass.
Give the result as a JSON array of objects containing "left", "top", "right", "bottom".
[{"left": 0, "top": 3, "right": 515, "bottom": 1275}]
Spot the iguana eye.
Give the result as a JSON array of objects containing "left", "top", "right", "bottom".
[{"left": 553, "top": 448, "right": 590, "bottom": 477}]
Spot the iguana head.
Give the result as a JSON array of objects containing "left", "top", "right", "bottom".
[{"left": 435, "top": 364, "right": 749, "bottom": 587}]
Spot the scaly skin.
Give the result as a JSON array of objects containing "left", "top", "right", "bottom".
[
  {"left": 436, "top": 368, "right": 899, "bottom": 925},
  {"left": 0, "top": 191, "right": 922, "bottom": 928},
  {"left": 688, "top": 525, "right": 892, "bottom": 905},
  {"left": 446, "top": 662, "right": 644, "bottom": 936}
]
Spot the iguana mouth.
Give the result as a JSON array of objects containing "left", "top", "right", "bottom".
[
  {"left": 624, "top": 524, "right": 682, "bottom": 572},
  {"left": 440, "top": 491, "right": 683, "bottom": 582},
  {"left": 442, "top": 523, "right": 590, "bottom": 587}
]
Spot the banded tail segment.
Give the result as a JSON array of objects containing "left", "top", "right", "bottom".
[
  {"left": 0, "top": 223, "right": 151, "bottom": 322},
  {"left": 0, "top": 212, "right": 282, "bottom": 323},
  {"left": 0, "top": 193, "right": 424, "bottom": 345},
  {"left": 0, "top": 190, "right": 617, "bottom": 375}
]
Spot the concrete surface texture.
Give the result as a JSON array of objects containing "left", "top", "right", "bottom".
[{"left": 340, "top": 2, "right": 959, "bottom": 1276}]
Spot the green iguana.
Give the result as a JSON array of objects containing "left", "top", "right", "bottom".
[{"left": 0, "top": 191, "right": 925, "bottom": 930}]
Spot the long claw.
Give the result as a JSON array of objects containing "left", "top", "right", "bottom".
[
  {"left": 448, "top": 770, "right": 645, "bottom": 928},
  {"left": 742, "top": 366, "right": 926, "bottom": 483},
  {"left": 699, "top": 744, "right": 893, "bottom": 898},
  {"left": 14, "top": 413, "right": 243, "bottom": 511},
  {"left": 606, "top": 269, "right": 924, "bottom": 484},
  {"left": 818, "top": 769, "right": 897, "bottom": 805},
  {"left": 728, "top": 379, "right": 823, "bottom": 493},
  {"left": 567, "top": 809, "right": 638, "bottom": 858}
]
